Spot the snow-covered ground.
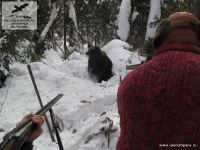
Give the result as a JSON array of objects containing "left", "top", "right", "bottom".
[{"left": 0, "top": 39, "right": 145, "bottom": 150}]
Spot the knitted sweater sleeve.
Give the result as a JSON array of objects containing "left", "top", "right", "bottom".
[{"left": 116, "top": 69, "right": 141, "bottom": 150}]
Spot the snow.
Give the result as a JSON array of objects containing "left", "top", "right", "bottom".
[
  {"left": 0, "top": 39, "right": 144, "bottom": 150},
  {"left": 0, "top": 36, "right": 6, "bottom": 48},
  {"left": 69, "top": 2, "right": 78, "bottom": 30},
  {"left": 145, "top": 0, "right": 161, "bottom": 40},
  {"left": 41, "top": 3, "right": 57, "bottom": 38},
  {"left": 131, "top": 11, "right": 139, "bottom": 21},
  {"left": 84, "top": 0, "right": 89, "bottom": 5},
  {"left": 117, "top": 0, "right": 131, "bottom": 41}
]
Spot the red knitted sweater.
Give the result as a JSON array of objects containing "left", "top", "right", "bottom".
[{"left": 116, "top": 43, "right": 200, "bottom": 150}]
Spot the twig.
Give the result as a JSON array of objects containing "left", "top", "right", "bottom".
[
  {"left": 119, "top": 76, "right": 122, "bottom": 84},
  {"left": 27, "top": 65, "right": 56, "bottom": 142},
  {"left": 33, "top": 51, "right": 39, "bottom": 62},
  {"left": 0, "top": 77, "right": 12, "bottom": 113},
  {"left": 54, "top": 40, "right": 70, "bottom": 60},
  {"left": 80, "top": 100, "right": 91, "bottom": 104}
]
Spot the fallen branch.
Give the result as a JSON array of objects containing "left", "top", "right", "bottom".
[{"left": 84, "top": 117, "right": 118, "bottom": 148}]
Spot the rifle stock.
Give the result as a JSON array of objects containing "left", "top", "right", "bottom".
[{"left": 0, "top": 94, "right": 63, "bottom": 150}]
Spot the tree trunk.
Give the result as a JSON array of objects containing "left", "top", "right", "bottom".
[{"left": 63, "top": 0, "right": 67, "bottom": 60}]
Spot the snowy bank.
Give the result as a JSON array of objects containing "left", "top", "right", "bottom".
[{"left": 0, "top": 40, "right": 143, "bottom": 150}]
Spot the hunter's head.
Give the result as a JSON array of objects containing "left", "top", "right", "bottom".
[{"left": 153, "top": 11, "right": 200, "bottom": 49}]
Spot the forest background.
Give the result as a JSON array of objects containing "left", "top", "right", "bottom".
[{"left": 0, "top": 0, "right": 200, "bottom": 81}]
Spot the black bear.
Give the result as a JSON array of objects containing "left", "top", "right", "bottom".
[{"left": 85, "top": 46, "right": 113, "bottom": 83}]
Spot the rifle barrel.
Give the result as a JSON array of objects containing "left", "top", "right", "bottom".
[
  {"left": 126, "top": 64, "right": 140, "bottom": 70},
  {"left": 34, "top": 94, "right": 63, "bottom": 116}
]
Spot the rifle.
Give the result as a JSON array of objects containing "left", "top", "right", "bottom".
[
  {"left": 126, "top": 64, "right": 141, "bottom": 70},
  {"left": 0, "top": 94, "right": 63, "bottom": 150},
  {"left": 126, "top": 54, "right": 153, "bottom": 70}
]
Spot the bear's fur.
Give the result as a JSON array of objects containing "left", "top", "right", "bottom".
[{"left": 85, "top": 46, "right": 113, "bottom": 83}]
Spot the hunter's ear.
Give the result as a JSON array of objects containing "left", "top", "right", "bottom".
[
  {"left": 197, "top": 21, "right": 200, "bottom": 40},
  {"left": 152, "top": 19, "right": 170, "bottom": 49}
]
